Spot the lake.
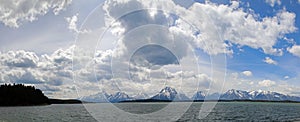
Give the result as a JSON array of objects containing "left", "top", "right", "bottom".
[{"left": 0, "top": 102, "right": 300, "bottom": 121}]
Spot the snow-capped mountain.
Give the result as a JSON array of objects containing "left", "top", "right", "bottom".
[
  {"left": 219, "top": 89, "right": 300, "bottom": 101},
  {"left": 220, "top": 89, "right": 252, "bottom": 100},
  {"left": 191, "top": 89, "right": 300, "bottom": 102},
  {"left": 108, "top": 92, "right": 133, "bottom": 103},
  {"left": 192, "top": 91, "right": 206, "bottom": 100},
  {"left": 79, "top": 92, "right": 110, "bottom": 103},
  {"left": 79, "top": 91, "right": 132, "bottom": 103},
  {"left": 80, "top": 88, "right": 300, "bottom": 102},
  {"left": 151, "top": 87, "right": 190, "bottom": 101},
  {"left": 151, "top": 87, "right": 177, "bottom": 100},
  {"left": 248, "top": 90, "right": 300, "bottom": 101}
]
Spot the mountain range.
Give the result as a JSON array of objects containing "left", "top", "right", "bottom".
[
  {"left": 80, "top": 87, "right": 300, "bottom": 103},
  {"left": 79, "top": 91, "right": 133, "bottom": 103},
  {"left": 220, "top": 89, "right": 300, "bottom": 101}
]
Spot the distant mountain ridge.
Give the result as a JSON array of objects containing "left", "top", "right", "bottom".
[
  {"left": 219, "top": 89, "right": 300, "bottom": 101},
  {"left": 80, "top": 87, "right": 300, "bottom": 103},
  {"left": 80, "top": 91, "right": 132, "bottom": 103},
  {"left": 192, "top": 91, "right": 206, "bottom": 100},
  {"left": 79, "top": 92, "right": 110, "bottom": 103},
  {"left": 108, "top": 92, "right": 133, "bottom": 103}
]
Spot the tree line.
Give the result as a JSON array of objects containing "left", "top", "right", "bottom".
[{"left": 0, "top": 84, "right": 49, "bottom": 106}]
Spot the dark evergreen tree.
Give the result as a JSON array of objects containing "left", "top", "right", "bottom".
[{"left": 0, "top": 84, "right": 49, "bottom": 106}]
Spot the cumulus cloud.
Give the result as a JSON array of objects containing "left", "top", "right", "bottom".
[
  {"left": 265, "top": 0, "right": 281, "bottom": 7},
  {"left": 71, "top": 0, "right": 298, "bottom": 96},
  {"left": 258, "top": 79, "right": 276, "bottom": 87},
  {"left": 99, "top": 0, "right": 198, "bottom": 96},
  {"left": 288, "top": 45, "right": 300, "bottom": 57},
  {"left": 103, "top": 0, "right": 296, "bottom": 56},
  {"left": 263, "top": 57, "right": 278, "bottom": 65},
  {"left": 0, "top": 46, "right": 75, "bottom": 97},
  {"left": 242, "top": 71, "right": 252, "bottom": 77},
  {"left": 0, "top": 0, "right": 72, "bottom": 28},
  {"left": 0, "top": 50, "right": 39, "bottom": 68},
  {"left": 65, "top": 14, "right": 80, "bottom": 33},
  {"left": 103, "top": 0, "right": 191, "bottom": 60},
  {"left": 65, "top": 13, "right": 89, "bottom": 33},
  {"left": 190, "top": 3, "right": 295, "bottom": 55}
]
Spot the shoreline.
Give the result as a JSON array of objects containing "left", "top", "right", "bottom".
[{"left": 1, "top": 99, "right": 299, "bottom": 107}]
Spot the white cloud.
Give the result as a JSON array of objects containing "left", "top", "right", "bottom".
[
  {"left": 284, "top": 76, "right": 289, "bottom": 79},
  {"left": 265, "top": 0, "right": 281, "bottom": 7},
  {"left": 65, "top": 13, "right": 89, "bottom": 33},
  {"left": 258, "top": 79, "right": 276, "bottom": 87},
  {"left": 195, "top": 4, "right": 296, "bottom": 55},
  {"left": 263, "top": 57, "right": 278, "bottom": 65},
  {"left": 176, "top": 2, "right": 296, "bottom": 55},
  {"left": 171, "top": 1, "right": 295, "bottom": 55},
  {"left": 102, "top": 0, "right": 194, "bottom": 65},
  {"left": 100, "top": 0, "right": 209, "bottom": 96},
  {"left": 102, "top": 0, "right": 296, "bottom": 56},
  {"left": 0, "top": 0, "right": 72, "bottom": 28},
  {"left": 288, "top": 45, "right": 300, "bottom": 57},
  {"left": 0, "top": 46, "right": 75, "bottom": 98},
  {"left": 242, "top": 71, "right": 252, "bottom": 77},
  {"left": 71, "top": 0, "right": 298, "bottom": 97},
  {"left": 230, "top": 1, "right": 240, "bottom": 9},
  {"left": 65, "top": 14, "right": 79, "bottom": 33},
  {"left": 0, "top": 50, "right": 39, "bottom": 68}
]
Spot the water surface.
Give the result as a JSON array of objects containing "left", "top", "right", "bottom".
[{"left": 0, "top": 102, "right": 299, "bottom": 121}]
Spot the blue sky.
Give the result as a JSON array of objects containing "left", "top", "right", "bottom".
[{"left": 0, "top": 0, "right": 300, "bottom": 98}]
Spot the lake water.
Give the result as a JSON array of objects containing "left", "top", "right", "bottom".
[{"left": 0, "top": 102, "right": 300, "bottom": 121}]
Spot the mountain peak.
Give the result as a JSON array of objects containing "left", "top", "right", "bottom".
[
  {"left": 151, "top": 86, "right": 190, "bottom": 101},
  {"left": 108, "top": 91, "right": 132, "bottom": 103},
  {"left": 221, "top": 89, "right": 251, "bottom": 100},
  {"left": 192, "top": 91, "right": 206, "bottom": 100},
  {"left": 227, "top": 89, "right": 243, "bottom": 93},
  {"left": 159, "top": 86, "right": 177, "bottom": 94},
  {"left": 114, "top": 91, "right": 127, "bottom": 96},
  {"left": 79, "top": 91, "right": 110, "bottom": 103}
]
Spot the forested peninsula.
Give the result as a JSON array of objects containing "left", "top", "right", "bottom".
[{"left": 0, "top": 84, "right": 81, "bottom": 106}]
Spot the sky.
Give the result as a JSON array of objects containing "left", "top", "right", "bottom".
[{"left": 0, "top": 0, "right": 300, "bottom": 99}]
